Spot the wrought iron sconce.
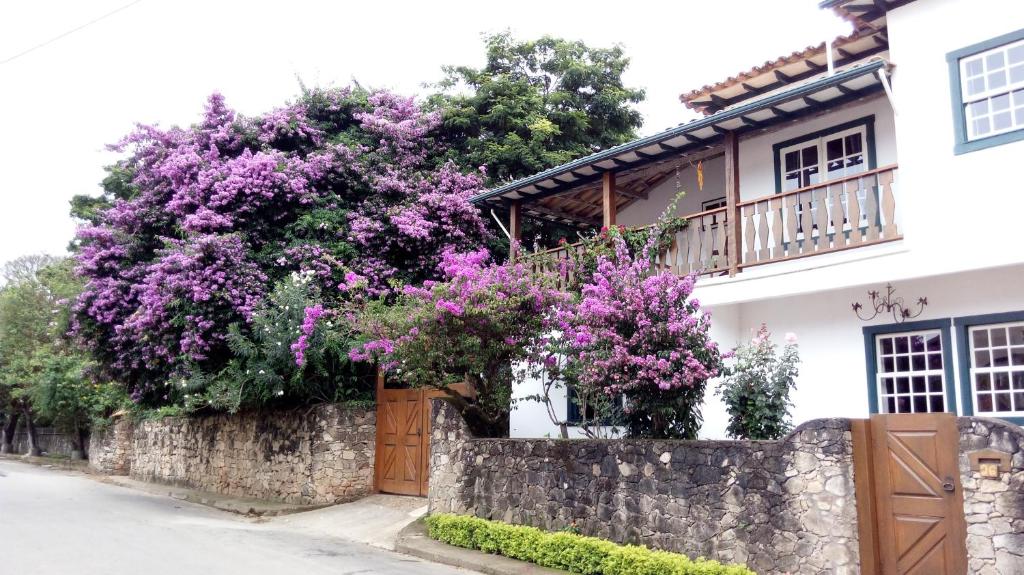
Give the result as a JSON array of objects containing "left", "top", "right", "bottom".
[{"left": 852, "top": 284, "right": 928, "bottom": 323}]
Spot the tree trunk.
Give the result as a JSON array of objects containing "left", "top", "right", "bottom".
[
  {"left": 0, "top": 411, "right": 19, "bottom": 454},
  {"left": 22, "top": 408, "right": 41, "bottom": 457},
  {"left": 71, "top": 427, "right": 88, "bottom": 460}
]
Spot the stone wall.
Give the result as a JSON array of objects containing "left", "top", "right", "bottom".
[
  {"left": 11, "top": 427, "right": 79, "bottom": 457},
  {"left": 959, "top": 417, "right": 1024, "bottom": 575},
  {"left": 91, "top": 404, "right": 375, "bottom": 505},
  {"left": 88, "top": 419, "right": 133, "bottom": 475},
  {"left": 429, "top": 401, "right": 860, "bottom": 575}
]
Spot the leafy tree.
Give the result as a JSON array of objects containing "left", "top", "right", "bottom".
[
  {"left": 352, "top": 249, "right": 568, "bottom": 437},
  {"left": 432, "top": 32, "right": 646, "bottom": 185},
  {"left": 717, "top": 325, "right": 800, "bottom": 440},
  {"left": 72, "top": 88, "right": 491, "bottom": 408}
]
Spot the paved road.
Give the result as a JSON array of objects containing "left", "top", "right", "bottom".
[{"left": 0, "top": 460, "right": 471, "bottom": 575}]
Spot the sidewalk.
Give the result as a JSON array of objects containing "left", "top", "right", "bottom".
[{"left": 99, "top": 475, "right": 317, "bottom": 516}]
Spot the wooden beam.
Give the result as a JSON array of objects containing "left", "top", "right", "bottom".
[
  {"left": 804, "top": 59, "right": 827, "bottom": 72},
  {"left": 838, "top": 47, "right": 855, "bottom": 60},
  {"left": 724, "top": 131, "right": 741, "bottom": 277},
  {"left": 774, "top": 70, "right": 794, "bottom": 83},
  {"left": 602, "top": 172, "right": 617, "bottom": 229},
  {"left": 836, "top": 84, "right": 855, "bottom": 96},
  {"left": 509, "top": 201, "right": 522, "bottom": 260},
  {"left": 523, "top": 204, "right": 599, "bottom": 227}
]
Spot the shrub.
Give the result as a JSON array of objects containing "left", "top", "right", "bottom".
[
  {"left": 717, "top": 325, "right": 800, "bottom": 440},
  {"left": 424, "top": 514, "right": 755, "bottom": 575}
]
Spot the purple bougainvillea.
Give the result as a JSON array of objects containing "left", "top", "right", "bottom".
[{"left": 73, "top": 88, "right": 489, "bottom": 403}]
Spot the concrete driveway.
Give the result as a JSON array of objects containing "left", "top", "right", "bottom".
[{"left": 0, "top": 459, "right": 473, "bottom": 575}]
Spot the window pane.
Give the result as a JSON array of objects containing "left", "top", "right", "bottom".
[
  {"left": 968, "top": 77, "right": 986, "bottom": 95},
  {"left": 1015, "top": 392, "right": 1024, "bottom": 411},
  {"left": 929, "top": 375, "right": 944, "bottom": 392},
  {"left": 1010, "top": 325, "right": 1024, "bottom": 345},
  {"left": 994, "top": 112, "right": 1013, "bottom": 131},
  {"left": 802, "top": 146, "right": 818, "bottom": 167},
  {"left": 826, "top": 138, "right": 843, "bottom": 161},
  {"left": 897, "top": 377, "right": 910, "bottom": 394},
  {"left": 883, "top": 357, "right": 895, "bottom": 372},
  {"left": 974, "top": 116, "right": 992, "bottom": 136},
  {"left": 912, "top": 376, "right": 927, "bottom": 393},
  {"left": 992, "top": 327, "right": 1008, "bottom": 346},
  {"left": 785, "top": 172, "right": 801, "bottom": 191},
  {"left": 897, "top": 356, "right": 911, "bottom": 372},
  {"left": 911, "top": 335, "right": 926, "bottom": 353},
  {"left": 895, "top": 337, "right": 909, "bottom": 354},
  {"left": 912, "top": 355, "right": 926, "bottom": 371},
  {"left": 1012, "top": 349, "right": 1024, "bottom": 366},
  {"left": 1015, "top": 89, "right": 1024, "bottom": 106},
  {"left": 886, "top": 396, "right": 896, "bottom": 413},
  {"left": 927, "top": 334, "right": 942, "bottom": 351},
  {"left": 987, "top": 51, "right": 1006, "bottom": 71},
  {"left": 846, "top": 134, "right": 863, "bottom": 154},
  {"left": 976, "top": 350, "right": 992, "bottom": 368},
  {"left": 978, "top": 393, "right": 993, "bottom": 411},
  {"left": 881, "top": 338, "right": 894, "bottom": 355},
  {"left": 989, "top": 71, "right": 1008, "bottom": 91},
  {"left": 928, "top": 353, "right": 943, "bottom": 370},
  {"left": 974, "top": 330, "right": 990, "bottom": 348},
  {"left": 995, "top": 371, "right": 1011, "bottom": 390},
  {"left": 994, "top": 349, "right": 1010, "bottom": 367},
  {"left": 965, "top": 57, "right": 984, "bottom": 77},
  {"left": 1010, "top": 44, "right": 1024, "bottom": 65},
  {"left": 971, "top": 100, "right": 990, "bottom": 115},
  {"left": 897, "top": 396, "right": 911, "bottom": 413},
  {"left": 977, "top": 373, "right": 992, "bottom": 391},
  {"left": 993, "top": 93, "right": 1011, "bottom": 111},
  {"left": 785, "top": 151, "right": 799, "bottom": 172},
  {"left": 930, "top": 395, "right": 945, "bottom": 412},
  {"left": 996, "top": 393, "right": 1012, "bottom": 412},
  {"left": 883, "top": 377, "right": 894, "bottom": 394},
  {"left": 1014, "top": 371, "right": 1024, "bottom": 389},
  {"left": 1011, "top": 64, "right": 1024, "bottom": 85}
]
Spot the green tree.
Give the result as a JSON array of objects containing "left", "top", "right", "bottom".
[
  {"left": 432, "top": 32, "right": 646, "bottom": 185},
  {"left": 0, "top": 257, "right": 114, "bottom": 458}
]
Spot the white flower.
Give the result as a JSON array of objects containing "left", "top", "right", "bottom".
[
  {"left": 276, "top": 390, "right": 284, "bottom": 396},
  {"left": 785, "top": 332, "right": 798, "bottom": 344},
  {"left": 258, "top": 370, "right": 265, "bottom": 375}
]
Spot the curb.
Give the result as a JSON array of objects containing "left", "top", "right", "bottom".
[
  {"left": 99, "top": 475, "right": 323, "bottom": 517},
  {"left": 395, "top": 520, "right": 568, "bottom": 575}
]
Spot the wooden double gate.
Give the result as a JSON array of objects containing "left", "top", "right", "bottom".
[{"left": 853, "top": 413, "right": 968, "bottom": 575}]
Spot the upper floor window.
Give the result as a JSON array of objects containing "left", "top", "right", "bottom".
[
  {"left": 773, "top": 116, "right": 876, "bottom": 194},
  {"left": 948, "top": 29, "right": 1024, "bottom": 154}
]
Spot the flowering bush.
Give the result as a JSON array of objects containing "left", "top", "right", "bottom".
[
  {"left": 717, "top": 325, "right": 800, "bottom": 440},
  {"left": 549, "top": 225, "right": 722, "bottom": 439},
  {"left": 353, "top": 248, "right": 568, "bottom": 437},
  {"left": 72, "top": 87, "right": 489, "bottom": 406}
]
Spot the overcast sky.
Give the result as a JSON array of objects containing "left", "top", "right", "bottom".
[{"left": 0, "top": 0, "right": 850, "bottom": 267}]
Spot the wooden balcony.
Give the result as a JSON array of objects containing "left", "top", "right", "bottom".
[{"left": 527, "top": 165, "right": 900, "bottom": 283}]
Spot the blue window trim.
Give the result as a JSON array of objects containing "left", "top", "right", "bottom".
[
  {"left": 862, "top": 318, "right": 957, "bottom": 415},
  {"left": 953, "top": 310, "right": 1024, "bottom": 425},
  {"left": 772, "top": 115, "right": 877, "bottom": 194},
  {"left": 947, "top": 28, "right": 1024, "bottom": 155}
]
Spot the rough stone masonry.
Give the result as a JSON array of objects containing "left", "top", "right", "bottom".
[
  {"left": 90, "top": 404, "right": 375, "bottom": 505},
  {"left": 428, "top": 401, "right": 861, "bottom": 575}
]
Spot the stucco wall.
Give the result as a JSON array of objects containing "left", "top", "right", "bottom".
[
  {"left": 90, "top": 404, "right": 376, "bottom": 505},
  {"left": 433, "top": 401, "right": 861, "bottom": 575}
]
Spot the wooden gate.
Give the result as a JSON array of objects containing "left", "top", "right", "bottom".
[
  {"left": 852, "top": 413, "right": 968, "bottom": 575},
  {"left": 374, "top": 377, "right": 431, "bottom": 497}
]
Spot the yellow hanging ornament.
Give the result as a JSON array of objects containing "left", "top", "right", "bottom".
[{"left": 697, "top": 160, "right": 704, "bottom": 192}]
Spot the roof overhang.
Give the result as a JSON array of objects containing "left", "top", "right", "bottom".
[{"left": 473, "top": 58, "right": 891, "bottom": 226}]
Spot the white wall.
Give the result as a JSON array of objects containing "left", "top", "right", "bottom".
[
  {"left": 616, "top": 155, "right": 726, "bottom": 228},
  {"left": 512, "top": 263, "right": 1024, "bottom": 439}
]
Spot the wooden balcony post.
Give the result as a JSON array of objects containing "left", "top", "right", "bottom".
[
  {"left": 725, "top": 131, "right": 741, "bottom": 276},
  {"left": 602, "top": 171, "right": 617, "bottom": 229},
  {"left": 509, "top": 201, "right": 522, "bottom": 261}
]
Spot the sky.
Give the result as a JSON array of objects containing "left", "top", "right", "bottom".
[{"left": 0, "top": 0, "right": 850, "bottom": 267}]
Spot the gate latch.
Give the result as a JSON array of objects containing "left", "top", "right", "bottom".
[{"left": 942, "top": 477, "right": 955, "bottom": 493}]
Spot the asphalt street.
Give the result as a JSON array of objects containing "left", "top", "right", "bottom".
[{"left": 0, "top": 460, "right": 472, "bottom": 575}]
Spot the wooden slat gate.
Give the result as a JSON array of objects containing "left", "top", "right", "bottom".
[{"left": 852, "top": 413, "right": 968, "bottom": 575}]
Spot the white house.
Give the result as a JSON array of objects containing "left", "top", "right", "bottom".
[{"left": 471, "top": 0, "right": 1024, "bottom": 438}]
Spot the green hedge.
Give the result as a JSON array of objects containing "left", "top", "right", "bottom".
[{"left": 424, "top": 514, "right": 756, "bottom": 575}]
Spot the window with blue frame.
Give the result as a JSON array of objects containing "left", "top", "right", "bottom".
[
  {"left": 947, "top": 28, "right": 1024, "bottom": 154},
  {"left": 863, "top": 319, "right": 957, "bottom": 415},
  {"left": 954, "top": 311, "right": 1024, "bottom": 425}
]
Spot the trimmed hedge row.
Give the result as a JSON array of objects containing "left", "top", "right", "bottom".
[{"left": 424, "top": 514, "right": 756, "bottom": 575}]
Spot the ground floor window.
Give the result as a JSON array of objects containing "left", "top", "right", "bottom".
[
  {"left": 863, "top": 319, "right": 957, "bottom": 416},
  {"left": 958, "top": 315, "right": 1024, "bottom": 421},
  {"left": 875, "top": 330, "right": 947, "bottom": 414}
]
